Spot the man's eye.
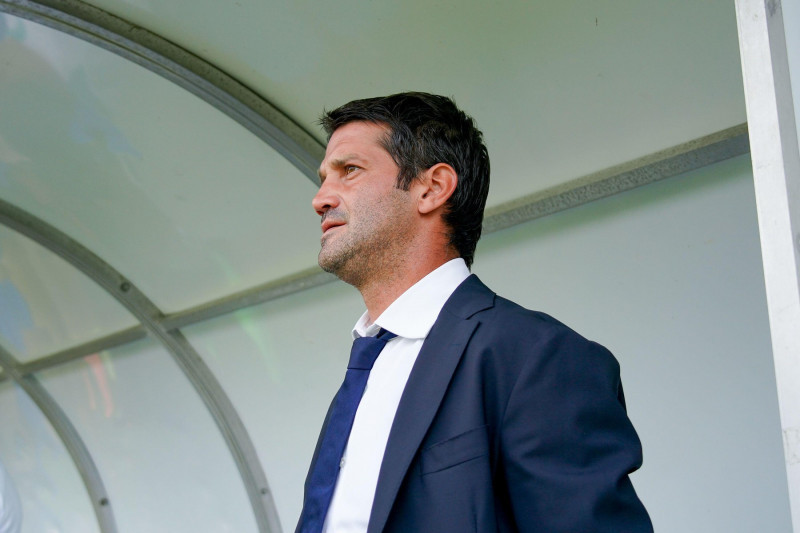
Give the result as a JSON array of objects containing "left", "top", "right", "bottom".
[{"left": 344, "top": 165, "right": 359, "bottom": 174}]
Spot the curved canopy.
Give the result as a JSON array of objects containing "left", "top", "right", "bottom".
[{"left": 0, "top": 1, "right": 775, "bottom": 532}]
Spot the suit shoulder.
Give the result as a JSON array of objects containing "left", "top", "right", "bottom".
[
  {"left": 463, "top": 289, "right": 621, "bottom": 380},
  {"left": 491, "top": 293, "right": 570, "bottom": 329},
  {"left": 484, "top": 293, "right": 599, "bottom": 347},
  {"left": 444, "top": 275, "right": 616, "bottom": 365}
]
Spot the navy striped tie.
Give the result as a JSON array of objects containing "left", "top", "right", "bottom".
[{"left": 297, "top": 328, "right": 397, "bottom": 533}]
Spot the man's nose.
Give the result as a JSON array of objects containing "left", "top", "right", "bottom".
[{"left": 312, "top": 180, "right": 338, "bottom": 216}]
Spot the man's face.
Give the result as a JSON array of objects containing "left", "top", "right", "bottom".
[{"left": 313, "top": 121, "right": 416, "bottom": 286}]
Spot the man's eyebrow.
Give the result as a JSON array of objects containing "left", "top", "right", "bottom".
[
  {"left": 330, "top": 155, "right": 360, "bottom": 168},
  {"left": 318, "top": 154, "right": 362, "bottom": 181}
]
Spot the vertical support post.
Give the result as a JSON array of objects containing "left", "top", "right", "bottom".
[{"left": 735, "top": 0, "right": 800, "bottom": 528}]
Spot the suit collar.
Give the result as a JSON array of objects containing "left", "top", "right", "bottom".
[
  {"left": 440, "top": 274, "right": 495, "bottom": 319},
  {"left": 367, "top": 275, "right": 495, "bottom": 532}
]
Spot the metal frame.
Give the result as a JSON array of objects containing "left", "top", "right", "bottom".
[
  {"left": 483, "top": 124, "right": 750, "bottom": 233},
  {"left": 0, "top": 198, "right": 282, "bottom": 533},
  {"left": 0, "top": 346, "right": 118, "bottom": 533},
  {"left": 17, "top": 326, "right": 147, "bottom": 376},
  {"left": 0, "top": 0, "right": 325, "bottom": 184}
]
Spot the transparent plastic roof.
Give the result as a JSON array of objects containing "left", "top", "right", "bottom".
[
  {"left": 0, "top": 14, "right": 321, "bottom": 314},
  {"left": 37, "top": 339, "right": 258, "bottom": 532},
  {"left": 0, "top": 225, "right": 136, "bottom": 362},
  {"left": 0, "top": 380, "right": 100, "bottom": 532},
  {"left": 183, "top": 280, "right": 365, "bottom": 527}
]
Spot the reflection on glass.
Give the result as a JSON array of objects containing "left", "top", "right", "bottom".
[
  {"left": 0, "top": 13, "right": 320, "bottom": 313},
  {"left": 0, "top": 381, "right": 99, "bottom": 532},
  {"left": 37, "top": 338, "right": 258, "bottom": 532},
  {"left": 183, "top": 279, "right": 364, "bottom": 529},
  {"left": 0, "top": 225, "right": 137, "bottom": 362}
]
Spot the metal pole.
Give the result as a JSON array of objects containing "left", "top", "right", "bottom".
[{"left": 735, "top": 0, "right": 800, "bottom": 528}]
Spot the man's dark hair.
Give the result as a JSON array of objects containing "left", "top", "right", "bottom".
[{"left": 320, "top": 92, "right": 490, "bottom": 268}]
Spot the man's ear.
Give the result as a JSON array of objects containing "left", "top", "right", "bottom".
[{"left": 416, "top": 163, "right": 457, "bottom": 215}]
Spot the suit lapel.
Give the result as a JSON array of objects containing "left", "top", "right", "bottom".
[{"left": 367, "top": 275, "right": 494, "bottom": 533}]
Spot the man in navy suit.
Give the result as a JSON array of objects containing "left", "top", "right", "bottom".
[{"left": 298, "top": 92, "right": 652, "bottom": 532}]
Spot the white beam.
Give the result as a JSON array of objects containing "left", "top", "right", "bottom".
[{"left": 735, "top": 0, "right": 800, "bottom": 529}]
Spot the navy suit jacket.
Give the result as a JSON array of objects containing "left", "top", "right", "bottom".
[{"left": 300, "top": 274, "right": 652, "bottom": 532}]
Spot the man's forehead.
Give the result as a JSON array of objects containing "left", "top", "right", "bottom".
[
  {"left": 327, "top": 121, "right": 389, "bottom": 148},
  {"left": 319, "top": 122, "right": 391, "bottom": 174}
]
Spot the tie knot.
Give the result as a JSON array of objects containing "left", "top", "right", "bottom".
[{"left": 348, "top": 329, "right": 397, "bottom": 370}]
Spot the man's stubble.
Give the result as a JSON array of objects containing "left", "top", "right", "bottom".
[{"left": 318, "top": 188, "right": 414, "bottom": 290}]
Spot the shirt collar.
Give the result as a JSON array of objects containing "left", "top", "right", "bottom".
[{"left": 352, "top": 258, "right": 470, "bottom": 340}]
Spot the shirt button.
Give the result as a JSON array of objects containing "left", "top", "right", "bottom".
[{"left": 340, "top": 457, "right": 346, "bottom": 469}]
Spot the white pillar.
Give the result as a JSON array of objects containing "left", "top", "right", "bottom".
[{"left": 735, "top": 0, "right": 800, "bottom": 529}]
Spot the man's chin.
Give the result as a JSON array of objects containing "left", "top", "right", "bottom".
[
  {"left": 318, "top": 247, "right": 363, "bottom": 285},
  {"left": 318, "top": 248, "right": 343, "bottom": 275},
  {"left": 318, "top": 258, "right": 336, "bottom": 275}
]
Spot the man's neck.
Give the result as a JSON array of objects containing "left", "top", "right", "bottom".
[{"left": 359, "top": 253, "right": 459, "bottom": 322}]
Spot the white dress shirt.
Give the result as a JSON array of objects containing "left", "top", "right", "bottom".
[{"left": 322, "top": 258, "right": 470, "bottom": 533}]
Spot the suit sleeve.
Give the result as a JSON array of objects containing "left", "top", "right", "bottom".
[{"left": 498, "top": 324, "right": 653, "bottom": 533}]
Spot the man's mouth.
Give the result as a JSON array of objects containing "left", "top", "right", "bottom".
[
  {"left": 321, "top": 220, "right": 344, "bottom": 234},
  {"left": 321, "top": 212, "right": 346, "bottom": 235}
]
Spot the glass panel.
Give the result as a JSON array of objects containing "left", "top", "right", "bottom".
[
  {"left": 0, "top": 225, "right": 137, "bottom": 362},
  {"left": 182, "top": 280, "right": 364, "bottom": 530},
  {"left": 0, "top": 380, "right": 99, "bottom": 533},
  {"left": 36, "top": 338, "right": 258, "bottom": 533},
  {"left": 0, "top": 13, "right": 320, "bottom": 313}
]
